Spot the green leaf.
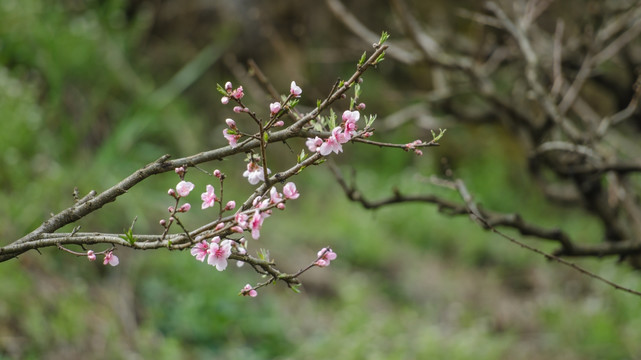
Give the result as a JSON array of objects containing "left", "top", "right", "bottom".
[
  {"left": 375, "top": 52, "right": 386, "bottom": 64},
  {"left": 366, "top": 114, "right": 377, "bottom": 128},
  {"left": 317, "top": 99, "right": 321, "bottom": 109},
  {"left": 263, "top": 132, "right": 269, "bottom": 142},
  {"left": 355, "top": 83, "right": 361, "bottom": 98},
  {"left": 216, "top": 83, "right": 228, "bottom": 97},
  {"left": 290, "top": 284, "right": 301, "bottom": 294},
  {"left": 358, "top": 51, "right": 367, "bottom": 66},
  {"left": 297, "top": 149, "right": 307, "bottom": 163},
  {"left": 329, "top": 108, "right": 337, "bottom": 129},
  {"left": 379, "top": 31, "right": 390, "bottom": 45}
]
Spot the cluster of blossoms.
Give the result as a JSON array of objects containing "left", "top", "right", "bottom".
[
  {"left": 220, "top": 81, "right": 302, "bottom": 148},
  {"left": 404, "top": 139, "right": 424, "bottom": 156},
  {"left": 306, "top": 110, "right": 361, "bottom": 156},
  {"left": 88, "top": 250, "right": 118, "bottom": 266},
  {"left": 315, "top": 247, "right": 337, "bottom": 267},
  {"left": 190, "top": 236, "right": 239, "bottom": 271},
  {"left": 220, "top": 81, "right": 244, "bottom": 104}
]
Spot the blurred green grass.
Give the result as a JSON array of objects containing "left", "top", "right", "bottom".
[{"left": 1, "top": 1, "right": 641, "bottom": 359}]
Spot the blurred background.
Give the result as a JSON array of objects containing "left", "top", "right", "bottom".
[{"left": 1, "top": 0, "right": 641, "bottom": 359}]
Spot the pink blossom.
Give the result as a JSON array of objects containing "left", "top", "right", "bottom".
[
  {"left": 178, "top": 203, "right": 191, "bottom": 212},
  {"left": 342, "top": 110, "right": 360, "bottom": 123},
  {"left": 270, "top": 102, "right": 281, "bottom": 114},
  {"left": 290, "top": 81, "right": 302, "bottom": 97},
  {"left": 176, "top": 180, "right": 195, "bottom": 197},
  {"left": 342, "top": 110, "right": 360, "bottom": 141},
  {"left": 225, "top": 200, "right": 236, "bottom": 210},
  {"left": 283, "top": 182, "right": 300, "bottom": 199},
  {"left": 414, "top": 149, "right": 423, "bottom": 156},
  {"left": 87, "top": 250, "right": 96, "bottom": 261},
  {"left": 319, "top": 127, "right": 344, "bottom": 156},
  {"left": 223, "top": 128, "right": 241, "bottom": 148},
  {"left": 211, "top": 236, "right": 221, "bottom": 244},
  {"left": 306, "top": 137, "right": 323, "bottom": 153},
  {"left": 315, "top": 247, "right": 337, "bottom": 267},
  {"left": 241, "top": 284, "right": 258, "bottom": 297},
  {"left": 243, "top": 161, "right": 271, "bottom": 185},
  {"left": 201, "top": 184, "right": 218, "bottom": 209},
  {"left": 191, "top": 240, "right": 210, "bottom": 262},
  {"left": 270, "top": 187, "right": 283, "bottom": 204},
  {"left": 103, "top": 251, "right": 119, "bottom": 266},
  {"left": 235, "top": 211, "right": 249, "bottom": 228},
  {"left": 221, "top": 96, "right": 229, "bottom": 104},
  {"left": 249, "top": 209, "right": 265, "bottom": 239},
  {"left": 226, "top": 118, "right": 236, "bottom": 128},
  {"left": 231, "top": 86, "right": 244, "bottom": 99},
  {"left": 207, "top": 239, "right": 232, "bottom": 271}
]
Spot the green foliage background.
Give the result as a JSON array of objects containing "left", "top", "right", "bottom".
[{"left": 1, "top": 1, "right": 640, "bottom": 359}]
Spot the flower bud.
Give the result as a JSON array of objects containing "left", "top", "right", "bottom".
[
  {"left": 224, "top": 81, "right": 233, "bottom": 91},
  {"left": 225, "top": 201, "right": 236, "bottom": 211},
  {"left": 273, "top": 120, "right": 284, "bottom": 127},
  {"left": 213, "top": 169, "right": 222, "bottom": 178},
  {"left": 87, "top": 250, "right": 96, "bottom": 261},
  {"left": 215, "top": 222, "right": 225, "bottom": 231}
]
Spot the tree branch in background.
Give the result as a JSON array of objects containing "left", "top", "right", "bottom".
[{"left": 330, "top": 162, "right": 641, "bottom": 297}]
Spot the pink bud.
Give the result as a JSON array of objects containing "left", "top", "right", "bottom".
[
  {"left": 213, "top": 169, "right": 222, "bottom": 178},
  {"left": 87, "top": 250, "right": 96, "bottom": 261},
  {"left": 179, "top": 203, "right": 191, "bottom": 212},
  {"left": 168, "top": 188, "right": 176, "bottom": 197},
  {"left": 168, "top": 206, "right": 175, "bottom": 213},
  {"left": 225, "top": 200, "right": 236, "bottom": 210},
  {"left": 159, "top": 219, "right": 167, "bottom": 227},
  {"left": 231, "top": 226, "right": 244, "bottom": 233},
  {"left": 174, "top": 166, "right": 185, "bottom": 175},
  {"left": 221, "top": 96, "right": 229, "bottom": 104},
  {"left": 277, "top": 203, "right": 285, "bottom": 210},
  {"left": 211, "top": 236, "right": 221, "bottom": 244},
  {"left": 225, "top": 118, "right": 236, "bottom": 128},
  {"left": 233, "top": 106, "right": 247, "bottom": 113},
  {"left": 215, "top": 222, "right": 225, "bottom": 231},
  {"left": 273, "top": 120, "right": 284, "bottom": 127},
  {"left": 224, "top": 81, "right": 233, "bottom": 91},
  {"left": 356, "top": 102, "right": 366, "bottom": 110},
  {"left": 241, "top": 284, "right": 257, "bottom": 297}
]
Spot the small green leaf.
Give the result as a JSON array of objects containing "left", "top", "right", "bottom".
[
  {"left": 298, "top": 149, "right": 307, "bottom": 163},
  {"left": 358, "top": 51, "right": 367, "bottom": 66},
  {"left": 290, "top": 284, "right": 302, "bottom": 294},
  {"left": 289, "top": 98, "right": 300, "bottom": 108},
  {"left": 216, "top": 83, "right": 228, "bottom": 97},
  {"left": 366, "top": 114, "right": 377, "bottom": 128},
  {"left": 432, "top": 128, "right": 447, "bottom": 142},
  {"left": 338, "top": 80, "right": 345, "bottom": 88},
  {"left": 355, "top": 83, "right": 361, "bottom": 98},
  {"left": 375, "top": 52, "right": 386, "bottom": 64},
  {"left": 263, "top": 132, "right": 269, "bottom": 142},
  {"left": 379, "top": 31, "right": 390, "bottom": 45},
  {"left": 329, "top": 108, "right": 337, "bottom": 129},
  {"left": 317, "top": 99, "right": 321, "bottom": 109}
]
